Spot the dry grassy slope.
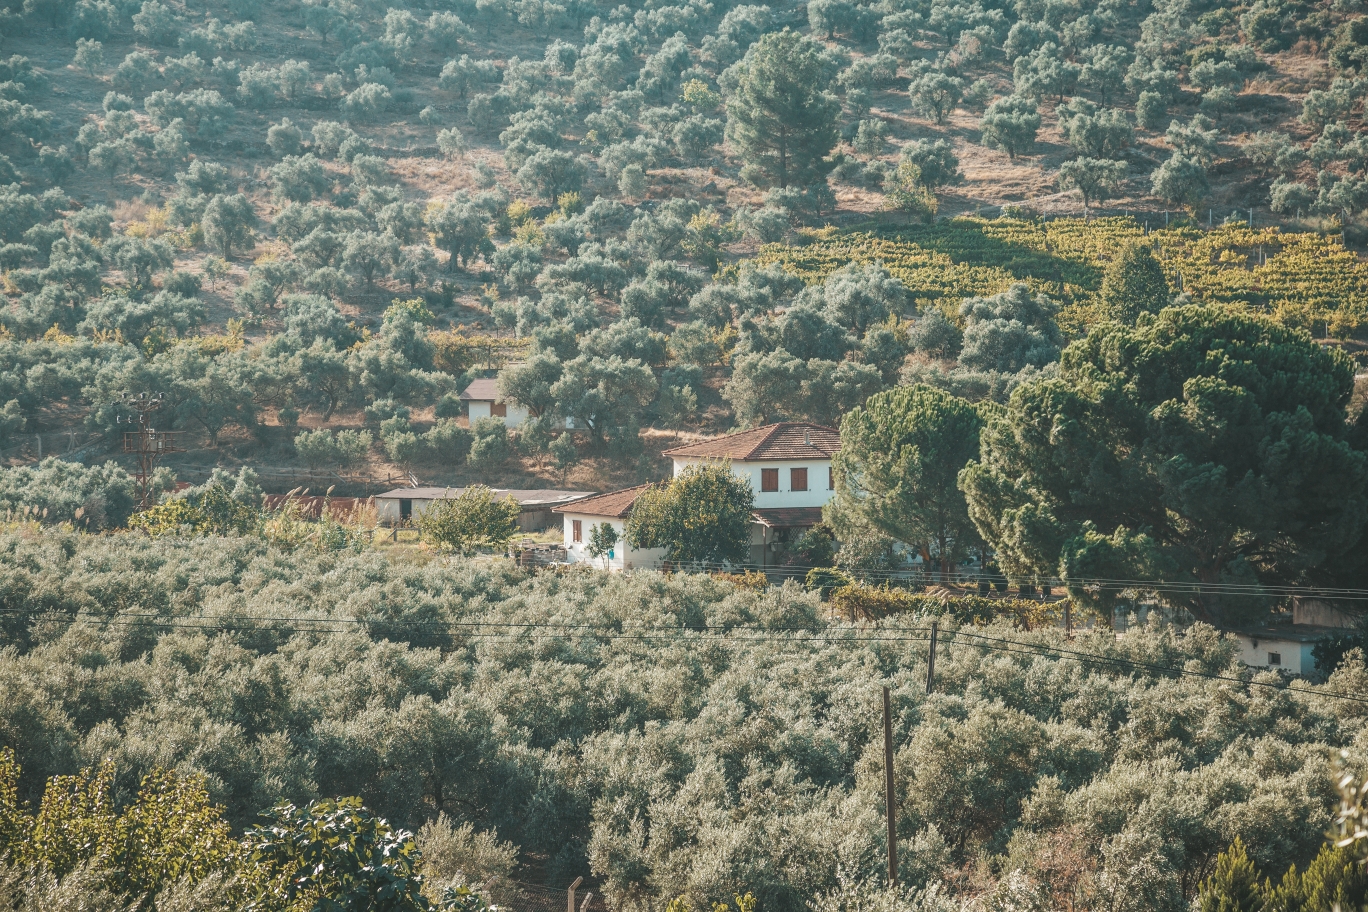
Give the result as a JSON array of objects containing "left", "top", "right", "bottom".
[{"left": 860, "top": 50, "right": 1330, "bottom": 219}]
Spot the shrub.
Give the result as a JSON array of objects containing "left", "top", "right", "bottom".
[
  {"left": 830, "top": 581, "right": 916, "bottom": 620},
  {"left": 0, "top": 458, "right": 137, "bottom": 530},
  {"left": 804, "top": 566, "right": 852, "bottom": 598},
  {"left": 710, "top": 569, "right": 770, "bottom": 592},
  {"left": 415, "top": 485, "right": 520, "bottom": 554}
]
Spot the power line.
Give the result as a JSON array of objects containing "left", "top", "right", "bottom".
[
  {"left": 10, "top": 609, "right": 1368, "bottom": 707},
  {"left": 631, "top": 560, "right": 1368, "bottom": 601}
]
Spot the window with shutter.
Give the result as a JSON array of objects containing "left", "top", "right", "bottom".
[
  {"left": 572, "top": 519, "right": 582, "bottom": 542},
  {"left": 491, "top": 401, "right": 507, "bottom": 417},
  {"left": 790, "top": 467, "right": 808, "bottom": 491},
  {"left": 761, "top": 468, "right": 779, "bottom": 492},
  {"left": 828, "top": 466, "right": 834, "bottom": 490}
]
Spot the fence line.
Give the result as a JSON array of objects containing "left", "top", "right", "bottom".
[
  {"left": 498, "top": 880, "right": 605, "bottom": 912},
  {"left": 0, "top": 432, "right": 106, "bottom": 465},
  {"left": 166, "top": 463, "right": 409, "bottom": 488}
]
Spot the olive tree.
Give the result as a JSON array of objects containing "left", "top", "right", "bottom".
[{"left": 201, "top": 193, "right": 257, "bottom": 258}]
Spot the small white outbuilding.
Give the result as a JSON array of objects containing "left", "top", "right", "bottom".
[
  {"left": 1229, "top": 624, "right": 1342, "bottom": 676},
  {"left": 552, "top": 484, "right": 667, "bottom": 571},
  {"left": 459, "top": 378, "right": 530, "bottom": 427}
]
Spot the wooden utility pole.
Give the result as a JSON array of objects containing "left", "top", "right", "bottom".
[
  {"left": 882, "top": 685, "right": 897, "bottom": 886},
  {"left": 925, "top": 621, "right": 938, "bottom": 694}
]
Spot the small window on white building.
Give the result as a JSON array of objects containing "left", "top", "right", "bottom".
[
  {"left": 572, "top": 519, "right": 582, "bottom": 543},
  {"left": 1267, "top": 651, "right": 1281, "bottom": 666},
  {"left": 791, "top": 467, "right": 808, "bottom": 491}
]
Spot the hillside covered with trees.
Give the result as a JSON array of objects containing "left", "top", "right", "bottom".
[
  {"left": 0, "top": 0, "right": 1365, "bottom": 491},
  {"left": 3, "top": 0, "right": 1368, "bottom": 908}
]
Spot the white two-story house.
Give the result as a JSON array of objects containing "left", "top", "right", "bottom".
[
  {"left": 554, "top": 423, "right": 840, "bottom": 571},
  {"left": 664, "top": 422, "right": 840, "bottom": 566}
]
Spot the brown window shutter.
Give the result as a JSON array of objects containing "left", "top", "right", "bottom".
[
  {"left": 828, "top": 466, "right": 834, "bottom": 490},
  {"left": 761, "top": 468, "right": 779, "bottom": 492},
  {"left": 572, "top": 519, "right": 582, "bottom": 542},
  {"left": 790, "top": 467, "right": 808, "bottom": 491},
  {"left": 491, "top": 401, "right": 507, "bottom": 417}
]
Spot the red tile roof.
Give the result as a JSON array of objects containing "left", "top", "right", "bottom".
[
  {"left": 751, "top": 507, "right": 825, "bottom": 528},
  {"left": 551, "top": 483, "right": 656, "bottom": 518},
  {"left": 663, "top": 423, "right": 841, "bottom": 461},
  {"left": 459, "top": 378, "right": 501, "bottom": 401},
  {"left": 375, "top": 487, "right": 594, "bottom": 509}
]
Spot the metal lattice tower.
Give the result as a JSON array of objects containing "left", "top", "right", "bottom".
[{"left": 117, "top": 392, "right": 183, "bottom": 509}]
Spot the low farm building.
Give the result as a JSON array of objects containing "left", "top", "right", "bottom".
[
  {"left": 552, "top": 484, "right": 667, "bottom": 571},
  {"left": 374, "top": 487, "right": 593, "bottom": 531}
]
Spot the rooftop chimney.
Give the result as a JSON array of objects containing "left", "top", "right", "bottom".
[{"left": 804, "top": 430, "right": 811, "bottom": 446}]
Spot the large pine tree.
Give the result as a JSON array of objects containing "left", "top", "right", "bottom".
[{"left": 723, "top": 29, "right": 840, "bottom": 189}]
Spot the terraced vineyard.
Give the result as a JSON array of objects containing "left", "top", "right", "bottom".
[{"left": 759, "top": 217, "right": 1368, "bottom": 337}]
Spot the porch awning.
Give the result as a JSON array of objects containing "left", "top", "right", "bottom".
[{"left": 751, "top": 507, "right": 824, "bottom": 529}]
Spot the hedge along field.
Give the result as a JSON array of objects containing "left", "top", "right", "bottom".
[
  {"left": 2, "top": 530, "right": 1367, "bottom": 912},
  {"left": 757, "top": 217, "right": 1368, "bottom": 337}
]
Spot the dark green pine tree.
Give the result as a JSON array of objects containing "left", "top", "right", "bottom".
[
  {"left": 724, "top": 29, "right": 841, "bottom": 189},
  {"left": 1263, "top": 843, "right": 1368, "bottom": 912},
  {"left": 1100, "top": 243, "right": 1171, "bottom": 324},
  {"left": 1197, "top": 838, "right": 1265, "bottom": 912}
]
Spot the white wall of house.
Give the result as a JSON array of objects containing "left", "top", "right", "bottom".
[
  {"left": 468, "top": 400, "right": 576, "bottom": 429},
  {"left": 467, "top": 399, "right": 532, "bottom": 427},
  {"left": 375, "top": 496, "right": 436, "bottom": 523},
  {"left": 1234, "top": 634, "right": 1317, "bottom": 675},
  {"left": 560, "top": 514, "right": 665, "bottom": 571},
  {"left": 671, "top": 457, "right": 835, "bottom": 509}
]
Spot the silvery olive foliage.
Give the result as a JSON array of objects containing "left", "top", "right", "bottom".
[{"left": 1, "top": 533, "right": 1363, "bottom": 912}]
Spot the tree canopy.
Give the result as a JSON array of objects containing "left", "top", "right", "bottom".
[
  {"left": 626, "top": 462, "right": 754, "bottom": 564},
  {"left": 832, "top": 385, "right": 984, "bottom": 578},
  {"left": 1100, "top": 243, "right": 1171, "bottom": 324},
  {"left": 414, "top": 485, "right": 521, "bottom": 554},
  {"left": 960, "top": 304, "right": 1368, "bottom": 626},
  {"left": 723, "top": 30, "right": 841, "bottom": 189}
]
